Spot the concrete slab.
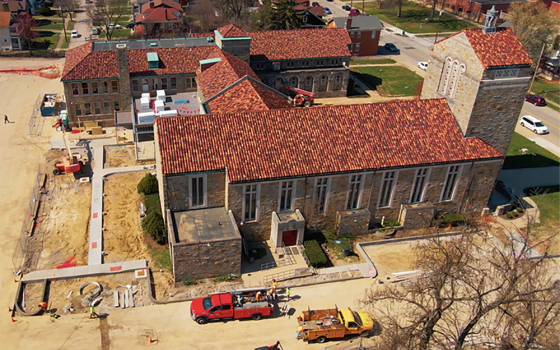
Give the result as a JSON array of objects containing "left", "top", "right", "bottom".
[
  {"left": 22, "top": 260, "right": 147, "bottom": 283},
  {"left": 172, "top": 207, "right": 239, "bottom": 243}
]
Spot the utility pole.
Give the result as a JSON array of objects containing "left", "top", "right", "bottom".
[
  {"left": 528, "top": 42, "right": 546, "bottom": 93},
  {"left": 62, "top": 16, "right": 67, "bottom": 42},
  {"left": 362, "top": 0, "right": 365, "bottom": 13},
  {"left": 433, "top": 10, "right": 442, "bottom": 44}
]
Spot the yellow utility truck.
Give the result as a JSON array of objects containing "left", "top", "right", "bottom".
[{"left": 296, "top": 306, "right": 374, "bottom": 343}]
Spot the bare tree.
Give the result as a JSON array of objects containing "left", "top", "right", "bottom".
[
  {"left": 187, "top": 1, "right": 228, "bottom": 33},
  {"left": 86, "top": 0, "right": 128, "bottom": 41},
  {"left": 55, "top": 0, "right": 79, "bottom": 21},
  {"left": 211, "top": 0, "right": 252, "bottom": 22},
  {"left": 383, "top": 0, "right": 404, "bottom": 17}
]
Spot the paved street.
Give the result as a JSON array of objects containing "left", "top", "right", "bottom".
[
  {"left": 68, "top": 2, "right": 91, "bottom": 49},
  {"left": 516, "top": 102, "right": 560, "bottom": 156}
]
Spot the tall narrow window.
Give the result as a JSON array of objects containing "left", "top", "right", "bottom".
[
  {"left": 114, "top": 101, "right": 120, "bottom": 111},
  {"left": 355, "top": 43, "right": 360, "bottom": 52},
  {"left": 101, "top": 81, "right": 108, "bottom": 94},
  {"left": 161, "top": 77, "right": 168, "bottom": 90},
  {"left": 379, "top": 171, "right": 397, "bottom": 208},
  {"left": 75, "top": 104, "right": 82, "bottom": 116},
  {"left": 81, "top": 82, "right": 89, "bottom": 95},
  {"left": 94, "top": 102, "right": 101, "bottom": 114},
  {"left": 438, "top": 57, "right": 452, "bottom": 95},
  {"left": 347, "top": 174, "right": 362, "bottom": 210},
  {"left": 84, "top": 103, "right": 92, "bottom": 115},
  {"left": 92, "top": 82, "right": 99, "bottom": 94},
  {"left": 170, "top": 77, "right": 177, "bottom": 90},
  {"left": 71, "top": 83, "right": 79, "bottom": 96},
  {"left": 279, "top": 181, "right": 294, "bottom": 211},
  {"left": 410, "top": 168, "right": 429, "bottom": 203},
  {"left": 357, "top": 31, "right": 361, "bottom": 38},
  {"left": 244, "top": 185, "right": 258, "bottom": 221},
  {"left": 111, "top": 81, "right": 118, "bottom": 93},
  {"left": 314, "top": 178, "right": 329, "bottom": 213},
  {"left": 191, "top": 175, "right": 205, "bottom": 207},
  {"left": 103, "top": 102, "right": 111, "bottom": 114},
  {"left": 442, "top": 166, "right": 460, "bottom": 201},
  {"left": 132, "top": 80, "right": 140, "bottom": 92}
]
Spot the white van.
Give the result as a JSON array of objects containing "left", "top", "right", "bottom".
[
  {"left": 91, "top": 27, "right": 100, "bottom": 35},
  {"left": 519, "top": 115, "right": 549, "bottom": 134}
]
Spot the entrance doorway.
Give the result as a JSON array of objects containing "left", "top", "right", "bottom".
[{"left": 281, "top": 230, "right": 298, "bottom": 246}]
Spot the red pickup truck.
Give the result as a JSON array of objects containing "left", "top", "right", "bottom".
[{"left": 190, "top": 290, "right": 274, "bottom": 324}]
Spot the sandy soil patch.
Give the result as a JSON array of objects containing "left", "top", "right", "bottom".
[
  {"left": 104, "top": 145, "right": 153, "bottom": 168},
  {"left": 363, "top": 241, "right": 420, "bottom": 279}
]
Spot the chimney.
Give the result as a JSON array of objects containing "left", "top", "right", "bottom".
[
  {"left": 116, "top": 44, "right": 132, "bottom": 112},
  {"left": 345, "top": 18, "right": 352, "bottom": 29},
  {"left": 199, "top": 58, "right": 221, "bottom": 73}
]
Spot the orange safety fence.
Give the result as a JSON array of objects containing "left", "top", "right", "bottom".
[{"left": 0, "top": 64, "right": 60, "bottom": 79}]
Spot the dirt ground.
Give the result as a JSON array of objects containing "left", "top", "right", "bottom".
[
  {"left": 363, "top": 241, "right": 420, "bottom": 278},
  {"left": 104, "top": 145, "right": 153, "bottom": 168}
]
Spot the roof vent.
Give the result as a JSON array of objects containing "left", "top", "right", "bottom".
[
  {"left": 116, "top": 43, "right": 127, "bottom": 49},
  {"left": 150, "top": 42, "right": 158, "bottom": 47}
]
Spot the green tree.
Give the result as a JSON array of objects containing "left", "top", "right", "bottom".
[
  {"left": 86, "top": 0, "right": 128, "bottom": 41},
  {"left": 250, "top": 1, "right": 275, "bottom": 31},
  {"left": 137, "top": 173, "right": 158, "bottom": 195},
  {"left": 272, "top": 0, "right": 303, "bottom": 30},
  {"left": 508, "top": 0, "right": 558, "bottom": 64},
  {"left": 142, "top": 211, "right": 166, "bottom": 244}
]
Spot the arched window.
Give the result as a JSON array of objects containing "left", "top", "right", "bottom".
[
  {"left": 438, "top": 57, "right": 466, "bottom": 100},
  {"left": 449, "top": 64, "right": 466, "bottom": 99},
  {"left": 274, "top": 77, "right": 284, "bottom": 88},
  {"left": 438, "top": 57, "right": 452, "bottom": 95},
  {"left": 290, "top": 77, "right": 298, "bottom": 88},
  {"left": 445, "top": 60, "right": 459, "bottom": 96},
  {"left": 305, "top": 76, "right": 313, "bottom": 90}
]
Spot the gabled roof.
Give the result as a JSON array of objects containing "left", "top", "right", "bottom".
[
  {"left": 156, "top": 99, "right": 503, "bottom": 180},
  {"left": 136, "top": 7, "right": 181, "bottom": 23},
  {"left": 205, "top": 77, "right": 292, "bottom": 114},
  {"left": 332, "top": 16, "right": 383, "bottom": 31},
  {"left": 0, "top": 12, "right": 11, "bottom": 27},
  {"left": 216, "top": 24, "right": 249, "bottom": 38},
  {"left": 141, "top": 0, "right": 182, "bottom": 12},
  {"left": 441, "top": 28, "right": 533, "bottom": 68},
  {"left": 248, "top": 28, "right": 351, "bottom": 61},
  {"left": 308, "top": 6, "right": 324, "bottom": 17},
  {"left": 196, "top": 48, "right": 260, "bottom": 99},
  {"left": 61, "top": 43, "right": 214, "bottom": 81}
]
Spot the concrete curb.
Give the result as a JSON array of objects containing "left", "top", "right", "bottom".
[{"left": 14, "top": 279, "right": 47, "bottom": 317}]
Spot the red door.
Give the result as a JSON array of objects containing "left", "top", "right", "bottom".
[{"left": 281, "top": 230, "right": 298, "bottom": 246}]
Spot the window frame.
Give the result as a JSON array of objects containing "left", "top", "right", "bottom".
[
  {"left": 71, "top": 83, "right": 79, "bottom": 96},
  {"left": 81, "top": 82, "right": 89, "bottom": 95},
  {"left": 313, "top": 177, "right": 330, "bottom": 214},
  {"left": 355, "top": 43, "right": 360, "bottom": 52},
  {"left": 84, "top": 103, "right": 92, "bottom": 115},
  {"left": 410, "top": 168, "right": 430, "bottom": 204},
  {"left": 111, "top": 80, "right": 118, "bottom": 93},
  {"left": 94, "top": 102, "right": 101, "bottom": 115},
  {"left": 378, "top": 171, "right": 398, "bottom": 208},
  {"left": 113, "top": 101, "right": 120, "bottom": 111},
  {"left": 75, "top": 104, "right": 82, "bottom": 116},
  {"left": 170, "top": 77, "right": 177, "bottom": 90},
  {"left": 357, "top": 31, "right": 361, "bottom": 38},
  {"left": 242, "top": 184, "right": 260, "bottom": 222},
  {"left": 91, "top": 81, "right": 99, "bottom": 94},
  {"left": 346, "top": 174, "right": 363, "bottom": 210},
  {"left": 103, "top": 101, "right": 111, "bottom": 114},
  {"left": 278, "top": 180, "right": 295, "bottom": 212},
  {"left": 441, "top": 165, "right": 461, "bottom": 202},
  {"left": 189, "top": 174, "right": 206, "bottom": 208}
]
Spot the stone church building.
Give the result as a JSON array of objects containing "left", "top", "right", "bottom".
[{"left": 154, "top": 12, "right": 533, "bottom": 281}]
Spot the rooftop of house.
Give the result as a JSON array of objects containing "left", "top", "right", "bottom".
[
  {"left": 0, "top": 12, "right": 11, "bottom": 27},
  {"left": 248, "top": 28, "right": 351, "bottom": 61},
  {"left": 155, "top": 98, "right": 503, "bottom": 181},
  {"left": 135, "top": 7, "right": 181, "bottom": 23},
  {"left": 441, "top": 28, "right": 533, "bottom": 68},
  {"left": 308, "top": 6, "right": 324, "bottom": 16},
  {"left": 216, "top": 24, "right": 249, "bottom": 38},
  {"left": 141, "top": 0, "right": 182, "bottom": 12},
  {"left": 331, "top": 16, "right": 383, "bottom": 31}
]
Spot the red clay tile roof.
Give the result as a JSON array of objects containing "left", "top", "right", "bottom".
[
  {"left": 216, "top": 24, "right": 249, "bottom": 38},
  {"left": 206, "top": 77, "right": 292, "bottom": 114},
  {"left": 141, "top": 0, "right": 182, "bottom": 12},
  {"left": 248, "top": 28, "right": 351, "bottom": 61},
  {"left": 308, "top": 6, "right": 324, "bottom": 16},
  {"left": 156, "top": 98, "right": 503, "bottom": 180},
  {"left": 137, "top": 7, "right": 181, "bottom": 23},
  {"left": 196, "top": 48, "right": 260, "bottom": 99},
  {"left": 0, "top": 12, "right": 11, "bottom": 27},
  {"left": 62, "top": 44, "right": 214, "bottom": 80},
  {"left": 442, "top": 28, "right": 533, "bottom": 68}
]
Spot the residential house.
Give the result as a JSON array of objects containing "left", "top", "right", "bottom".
[
  {"left": 302, "top": 9, "right": 325, "bottom": 28},
  {"left": 442, "top": 0, "right": 527, "bottom": 22},
  {"left": 327, "top": 16, "right": 383, "bottom": 56},
  {"left": 134, "top": 0, "right": 183, "bottom": 38},
  {"left": 0, "top": 11, "right": 21, "bottom": 50},
  {"left": 154, "top": 11, "right": 533, "bottom": 282}
]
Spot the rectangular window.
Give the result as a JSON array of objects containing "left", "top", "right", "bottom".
[
  {"left": 170, "top": 77, "right": 177, "bottom": 90},
  {"left": 161, "top": 77, "right": 168, "bottom": 90},
  {"left": 355, "top": 43, "right": 360, "bottom": 52},
  {"left": 92, "top": 82, "right": 99, "bottom": 94},
  {"left": 349, "top": 32, "right": 354, "bottom": 38},
  {"left": 273, "top": 63, "right": 280, "bottom": 71},
  {"left": 75, "top": 104, "right": 82, "bottom": 116},
  {"left": 314, "top": 177, "right": 329, "bottom": 213},
  {"left": 279, "top": 181, "right": 294, "bottom": 211},
  {"left": 357, "top": 31, "right": 361, "bottom": 38},
  {"left": 101, "top": 81, "right": 108, "bottom": 94},
  {"left": 151, "top": 79, "right": 158, "bottom": 91},
  {"left": 410, "top": 168, "right": 429, "bottom": 203},
  {"left": 441, "top": 165, "right": 460, "bottom": 201},
  {"left": 114, "top": 101, "right": 120, "bottom": 111},
  {"left": 84, "top": 103, "right": 92, "bottom": 115},
  {"left": 190, "top": 175, "right": 205, "bottom": 207},
  {"left": 111, "top": 81, "right": 118, "bottom": 93},
  {"left": 244, "top": 185, "right": 258, "bottom": 221},
  {"left": 378, "top": 171, "right": 396, "bottom": 208},
  {"left": 94, "top": 102, "right": 101, "bottom": 114},
  {"left": 347, "top": 44, "right": 352, "bottom": 51},
  {"left": 346, "top": 174, "right": 362, "bottom": 210},
  {"left": 81, "top": 82, "right": 89, "bottom": 95},
  {"left": 71, "top": 83, "right": 79, "bottom": 96},
  {"left": 186, "top": 77, "right": 196, "bottom": 89},
  {"left": 103, "top": 101, "right": 111, "bottom": 114},
  {"left": 132, "top": 80, "right": 140, "bottom": 92},
  {"left": 371, "top": 31, "right": 376, "bottom": 39}
]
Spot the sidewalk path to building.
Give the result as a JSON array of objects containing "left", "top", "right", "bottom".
[{"left": 88, "top": 138, "right": 155, "bottom": 265}]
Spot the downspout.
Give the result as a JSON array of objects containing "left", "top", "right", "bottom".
[{"left": 458, "top": 161, "right": 476, "bottom": 213}]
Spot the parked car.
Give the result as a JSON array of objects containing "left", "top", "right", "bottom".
[
  {"left": 107, "top": 23, "right": 122, "bottom": 29},
  {"left": 349, "top": 8, "right": 360, "bottom": 16},
  {"left": 417, "top": 61, "right": 428, "bottom": 70},
  {"left": 519, "top": 115, "right": 549, "bottom": 134},
  {"left": 384, "top": 43, "right": 399, "bottom": 53},
  {"left": 71, "top": 30, "right": 79, "bottom": 38},
  {"left": 525, "top": 94, "right": 546, "bottom": 106},
  {"left": 125, "top": 23, "right": 135, "bottom": 29},
  {"left": 91, "top": 27, "right": 99, "bottom": 35},
  {"left": 342, "top": 4, "right": 351, "bottom": 10},
  {"left": 312, "top": 1, "right": 320, "bottom": 6},
  {"left": 323, "top": 7, "right": 331, "bottom": 14}
]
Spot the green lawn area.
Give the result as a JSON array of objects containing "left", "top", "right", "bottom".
[
  {"left": 350, "top": 58, "right": 396, "bottom": 65},
  {"left": 530, "top": 78, "right": 560, "bottom": 106},
  {"left": 523, "top": 185, "right": 560, "bottom": 254},
  {"left": 97, "top": 28, "right": 131, "bottom": 39},
  {"left": 354, "top": 1, "right": 476, "bottom": 34},
  {"left": 146, "top": 241, "right": 172, "bottom": 272},
  {"left": 31, "top": 30, "right": 60, "bottom": 50},
  {"left": 35, "top": 18, "right": 63, "bottom": 30},
  {"left": 143, "top": 193, "right": 161, "bottom": 215},
  {"left": 503, "top": 132, "right": 560, "bottom": 169},
  {"left": 352, "top": 66, "right": 423, "bottom": 96},
  {"left": 66, "top": 20, "right": 74, "bottom": 31},
  {"left": 59, "top": 34, "right": 70, "bottom": 49}
]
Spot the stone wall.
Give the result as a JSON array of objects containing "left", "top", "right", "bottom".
[
  {"left": 336, "top": 208, "right": 371, "bottom": 235},
  {"left": 171, "top": 237, "right": 242, "bottom": 282},
  {"left": 64, "top": 81, "right": 122, "bottom": 127},
  {"left": 217, "top": 37, "right": 251, "bottom": 63},
  {"left": 400, "top": 202, "right": 435, "bottom": 229},
  {"left": 164, "top": 172, "right": 226, "bottom": 212}
]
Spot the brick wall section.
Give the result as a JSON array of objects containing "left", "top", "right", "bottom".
[
  {"left": 64, "top": 81, "right": 122, "bottom": 127},
  {"left": 116, "top": 45, "right": 132, "bottom": 112},
  {"left": 336, "top": 209, "right": 370, "bottom": 235},
  {"left": 164, "top": 171, "right": 226, "bottom": 212},
  {"left": 421, "top": 31, "right": 531, "bottom": 154}
]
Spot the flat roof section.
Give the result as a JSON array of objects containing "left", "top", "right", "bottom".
[
  {"left": 172, "top": 207, "right": 240, "bottom": 243},
  {"left": 92, "top": 37, "right": 214, "bottom": 51}
]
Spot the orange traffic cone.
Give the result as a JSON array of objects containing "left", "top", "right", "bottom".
[
  {"left": 13, "top": 279, "right": 18, "bottom": 283},
  {"left": 11, "top": 318, "right": 16, "bottom": 323},
  {"left": 8, "top": 307, "right": 12, "bottom": 312},
  {"left": 148, "top": 336, "right": 156, "bottom": 344}
]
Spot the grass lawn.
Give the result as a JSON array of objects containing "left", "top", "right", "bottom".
[
  {"left": 146, "top": 240, "right": 172, "bottom": 272},
  {"left": 352, "top": 66, "right": 423, "bottom": 96},
  {"left": 143, "top": 193, "right": 161, "bottom": 215},
  {"left": 98, "top": 28, "right": 131, "bottom": 39},
  {"left": 35, "top": 18, "right": 63, "bottom": 30},
  {"left": 59, "top": 35, "right": 70, "bottom": 49},
  {"left": 353, "top": 1, "right": 476, "bottom": 34},
  {"left": 503, "top": 132, "right": 560, "bottom": 169},
  {"left": 530, "top": 78, "right": 560, "bottom": 106},
  {"left": 350, "top": 58, "right": 396, "bottom": 65},
  {"left": 66, "top": 20, "right": 74, "bottom": 31},
  {"left": 31, "top": 30, "right": 60, "bottom": 50},
  {"left": 523, "top": 185, "right": 560, "bottom": 254}
]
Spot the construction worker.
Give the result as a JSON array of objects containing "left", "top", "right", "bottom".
[
  {"left": 255, "top": 291, "right": 263, "bottom": 301},
  {"left": 38, "top": 302, "right": 48, "bottom": 312},
  {"left": 285, "top": 287, "right": 291, "bottom": 301},
  {"left": 271, "top": 279, "right": 278, "bottom": 299},
  {"left": 89, "top": 306, "right": 99, "bottom": 319}
]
